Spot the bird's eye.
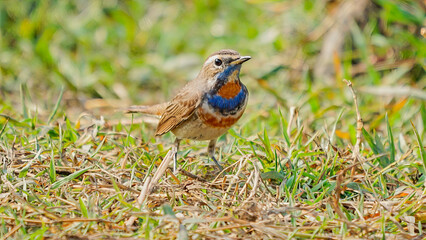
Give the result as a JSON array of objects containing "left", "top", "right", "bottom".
[{"left": 214, "top": 58, "right": 222, "bottom": 66}]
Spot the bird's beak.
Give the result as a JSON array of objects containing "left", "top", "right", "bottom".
[{"left": 231, "top": 56, "right": 251, "bottom": 65}]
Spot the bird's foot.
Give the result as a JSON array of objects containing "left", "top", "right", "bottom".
[{"left": 211, "top": 156, "right": 223, "bottom": 172}]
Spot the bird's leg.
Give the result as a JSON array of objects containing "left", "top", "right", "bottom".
[
  {"left": 208, "top": 139, "right": 223, "bottom": 171},
  {"left": 173, "top": 138, "right": 181, "bottom": 173}
]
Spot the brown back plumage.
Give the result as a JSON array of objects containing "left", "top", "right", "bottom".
[{"left": 155, "top": 83, "right": 202, "bottom": 136}]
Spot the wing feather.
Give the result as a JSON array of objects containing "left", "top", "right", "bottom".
[{"left": 155, "top": 89, "right": 202, "bottom": 136}]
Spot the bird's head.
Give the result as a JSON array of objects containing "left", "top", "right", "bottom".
[{"left": 198, "top": 49, "right": 251, "bottom": 89}]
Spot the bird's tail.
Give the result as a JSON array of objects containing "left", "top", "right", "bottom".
[{"left": 125, "top": 102, "right": 168, "bottom": 116}]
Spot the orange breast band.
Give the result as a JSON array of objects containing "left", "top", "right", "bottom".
[
  {"left": 217, "top": 82, "right": 241, "bottom": 99},
  {"left": 197, "top": 108, "right": 242, "bottom": 128}
]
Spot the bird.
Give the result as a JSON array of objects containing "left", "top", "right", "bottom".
[{"left": 126, "top": 49, "right": 251, "bottom": 172}]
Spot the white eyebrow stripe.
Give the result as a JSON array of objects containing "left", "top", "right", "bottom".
[{"left": 205, "top": 55, "right": 218, "bottom": 65}]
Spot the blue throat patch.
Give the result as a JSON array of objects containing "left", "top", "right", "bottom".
[
  {"left": 217, "top": 64, "right": 241, "bottom": 84},
  {"left": 207, "top": 88, "right": 246, "bottom": 112}
]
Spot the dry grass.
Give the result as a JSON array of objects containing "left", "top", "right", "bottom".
[
  {"left": 1, "top": 97, "right": 425, "bottom": 239},
  {"left": 1, "top": 1, "right": 425, "bottom": 239}
]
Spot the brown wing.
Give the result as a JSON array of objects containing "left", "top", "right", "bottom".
[{"left": 155, "top": 89, "right": 202, "bottom": 136}]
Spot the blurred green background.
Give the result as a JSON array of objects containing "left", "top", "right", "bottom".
[{"left": 0, "top": 0, "right": 425, "bottom": 137}]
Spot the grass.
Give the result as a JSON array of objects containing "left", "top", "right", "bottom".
[{"left": 1, "top": 0, "right": 425, "bottom": 239}]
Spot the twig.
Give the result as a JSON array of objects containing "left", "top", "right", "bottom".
[
  {"left": 343, "top": 79, "right": 363, "bottom": 160},
  {"left": 200, "top": 224, "right": 252, "bottom": 232},
  {"left": 120, "top": 150, "right": 130, "bottom": 169},
  {"left": 166, "top": 168, "right": 180, "bottom": 184},
  {"left": 0, "top": 223, "right": 22, "bottom": 240},
  {"left": 151, "top": 150, "right": 174, "bottom": 184},
  {"left": 330, "top": 172, "right": 367, "bottom": 231},
  {"left": 222, "top": 155, "right": 250, "bottom": 201},
  {"left": 179, "top": 168, "right": 207, "bottom": 182},
  {"left": 287, "top": 106, "right": 298, "bottom": 138},
  {"left": 211, "top": 156, "right": 248, "bottom": 183},
  {"left": 95, "top": 174, "right": 140, "bottom": 194},
  {"left": 125, "top": 177, "right": 152, "bottom": 228},
  {"left": 413, "top": 234, "right": 426, "bottom": 240},
  {"left": 330, "top": 172, "right": 347, "bottom": 221},
  {"left": 239, "top": 170, "right": 254, "bottom": 197},
  {"left": 52, "top": 218, "right": 116, "bottom": 224},
  {"left": 125, "top": 149, "right": 175, "bottom": 228},
  {"left": 241, "top": 158, "right": 260, "bottom": 205}
]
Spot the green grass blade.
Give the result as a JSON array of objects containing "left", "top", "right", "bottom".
[
  {"left": 111, "top": 178, "right": 124, "bottom": 201},
  {"left": 260, "top": 171, "right": 285, "bottom": 181},
  {"left": 385, "top": 113, "right": 395, "bottom": 163},
  {"left": 374, "top": 132, "right": 390, "bottom": 166},
  {"left": 79, "top": 197, "right": 89, "bottom": 218},
  {"left": 49, "top": 136, "right": 56, "bottom": 183},
  {"left": 0, "top": 118, "right": 9, "bottom": 138},
  {"left": 51, "top": 167, "right": 91, "bottom": 189},
  {"left": 0, "top": 114, "right": 29, "bottom": 127},
  {"left": 279, "top": 109, "right": 291, "bottom": 147},
  {"left": 90, "top": 135, "right": 107, "bottom": 158},
  {"left": 49, "top": 154, "right": 56, "bottom": 183},
  {"left": 48, "top": 87, "right": 64, "bottom": 124},
  {"left": 411, "top": 121, "right": 426, "bottom": 173},
  {"left": 259, "top": 128, "right": 273, "bottom": 161},
  {"left": 362, "top": 128, "right": 388, "bottom": 167},
  {"left": 19, "top": 161, "right": 31, "bottom": 178},
  {"left": 297, "top": 151, "right": 324, "bottom": 158},
  {"left": 19, "top": 148, "right": 42, "bottom": 178},
  {"left": 28, "top": 226, "right": 48, "bottom": 240},
  {"left": 20, "top": 83, "right": 29, "bottom": 119},
  {"left": 421, "top": 103, "right": 426, "bottom": 130},
  {"left": 292, "top": 125, "right": 304, "bottom": 148},
  {"left": 330, "top": 108, "right": 345, "bottom": 144},
  {"left": 65, "top": 117, "right": 78, "bottom": 142},
  {"left": 162, "top": 204, "right": 177, "bottom": 219}
]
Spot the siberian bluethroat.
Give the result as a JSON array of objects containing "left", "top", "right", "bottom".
[{"left": 126, "top": 49, "right": 251, "bottom": 171}]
